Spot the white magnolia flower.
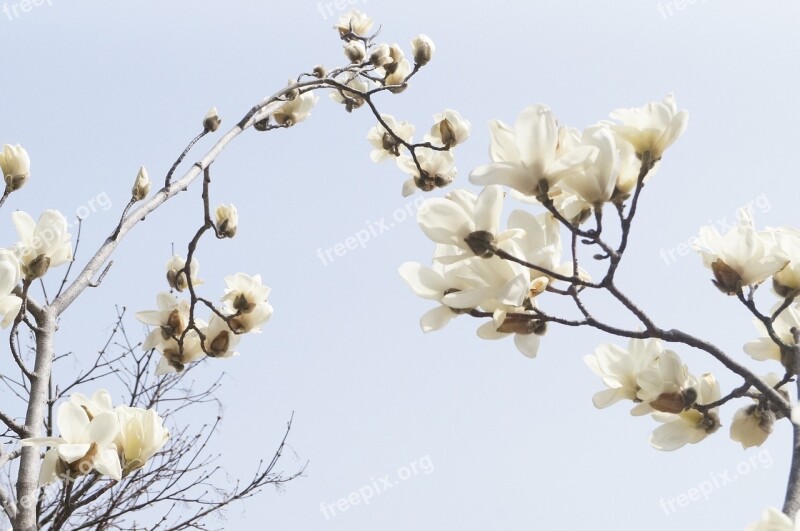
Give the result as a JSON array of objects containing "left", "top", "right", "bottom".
[
  {"left": 329, "top": 75, "right": 370, "bottom": 112},
  {"left": 335, "top": 9, "right": 373, "bottom": 38},
  {"left": 745, "top": 508, "right": 799, "bottom": 531},
  {"left": 12, "top": 210, "right": 72, "bottom": 280},
  {"left": 367, "top": 115, "right": 414, "bottom": 163},
  {"left": 417, "top": 186, "right": 518, "bottom": 259},
  {"left": 136, "top": 292, "right": 206, "bottom": 373},
  {"left": 583, "top": 338, "right": 660, "bottom": 410},
  {"left": 470, "top": 105, "right": 595, "bottom": 198},
  {"left": 115, "top": 405, "right": 169, "bottom": 472},
  {"left": 425, "top": 109, "right": 471, "bottom": 149},
  {"left": 137, "top": 291, "right": 191, "bottom": 347},
  {"left": 155, "top": 327, "right": 205, "bottom": 375},
  {"left": 203, "top": 314, "right": 241, "bottom": 358},
  {"left": 165, "top": 254, "right": 203, "bottom": 292},
  {"left": 397, "top": 148, "right": 456, "bottom": 196},
  {"left": 635, "top": 347, "right": 695, "bottom": 416},
  {"left": 771, "top": 227, "right": 800, "bottom": 295},
  {"left": 475, "top": 312, "right": 544, "bottom": 358},
  {"left": 273, "top": 90, "right": 318, "bottom": 126},
  {"left": 1, "top": 143, "right": 30, "bottom": 191},
  {"left": 649, "top": 373, "right": 720, "bottom": 451},
  {"left": 221, "top": 272, "right": 273, "bottom": 333},
  {"left": 131, "top": 166, "right": 150, "bottom": 201},
  {"left": 21, "top": 401, "right": 122, "bottom": 485},
  {"left": 0, "top": 249, "right": 22, "bottom": 328},
  {"left": 743, "top": 302, "right": 800, "bottom": 365},
  {"left": 693, "top": 210, "right": 788, "bottom": 294},
  {"left": 609, "top": 93, "right": 689, "bottom": 162},
  {"left": 560, "top": 125, "right": 618, "bottom": 206},
  {"left": 411, "top": 34, "right": 435, "bottom": 66},
  {"left": 384, "top": 58, "right": 412, "bottom": 92},
  {"left": 730, "top": 405, "right": 774, "bottom": 449},
  {"left": 215, "top": 203, "right": 238, "bottom": 238}
]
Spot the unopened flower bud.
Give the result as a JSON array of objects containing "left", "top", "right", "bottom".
[
  {"left": 411, "top": 34, "right": 434, "bottom": 66},
  {"left": 369, "top": 44, "right": 392, "bottom": 67},
  {"left": 131, "top": 166, "right": 151, "bottom": 202},
  {"left": 312, "top": 65, "right": 327, "bottom": 78},
  {"left": 215, "top": 203, "right": 238, "bottom": 238},
  {"left": 344, "top": 41, "right": 366, "bottom": 63},
  {"left": 203, "top": 106, "right": 221, "bottom": 132},
  {"left": 1, "top": 144, "right": 30, "bottom": 192}
]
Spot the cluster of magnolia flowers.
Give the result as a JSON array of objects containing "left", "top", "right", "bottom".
[
  {"left": 21, "top": 389, "right": 168, "bottom": 486},
  {"left": 398, "top": 95, "right": 688, "bottom": 357},
  {"left": 135, "top": 259, "right": 273, "bottom": 375}
]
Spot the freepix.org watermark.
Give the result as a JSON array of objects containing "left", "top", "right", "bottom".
[
  {"left": 657, "top": 0, "right": 708, "bottom": 20},
  {"left": 658, "top": 448, "right": 774, "bottom": 516},
  {"left": 658, "top": 194, "right": 771, "bottom": 266},
  {"left": 2, "top": 0, "right": 52, "bottom": 21},
  {"left": 316, "top": 0, "right": 367, "bottom": 21},
  {"left": 320, "top": 455, "right": 434, "bottom": 520},
  {"left": 316, "top": 196, "right": 424, "bottom": 266}
]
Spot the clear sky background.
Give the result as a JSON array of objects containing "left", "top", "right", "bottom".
[{"left": 2, "top": 1, "right": 799, "bottom": 530}]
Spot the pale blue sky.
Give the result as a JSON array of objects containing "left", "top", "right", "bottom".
[{"left": 2, "top": 1, "right": 800, "bottom": 530}]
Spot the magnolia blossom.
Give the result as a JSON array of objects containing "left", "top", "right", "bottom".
[
  {"left": 635, "top": 348, "right": 696, "bottom": 416},
  {"left": 400, "top": 244, "right": 539, "bottom": 357},
  {"left": 21, "top": 401, "right": 122, "bottom": 485},
  {"left": 693, "top": 210, "right": 788, "bottom": 294},
  {"left": 743, "top": 302, "right": 800, "bottom": 365},
  {"left": 470, "top": 105, "right": 595, "bottom": 198},
  {"left": 425, "top": 109, "right": 471, "bottom": 149},
  {"left": 649, "top": 373, "right": 720, "bottom": 451},
  {"left": 12, "top": 210, "right": 72, "bottom": 280},
  {"left": 131, "top": 166, "right": 150, "bottom": 201},
  {"left": 220, "top": 272, "right": 273, "bottom": 333},
  {"left": 136, "top": 292, "right": 206, "bottom": 374},
  {"left": 165, "top": 254, "right": 203, "bottom": 292},
  {"left": 475, "top": 311, "right": 544, "bottom": 358},
  {"left": 203, "top": 314, "right": 241, "bottom": 358},
  {"left": 0, "top": 249, "right": 22, "bottom": 328},
  {"left": 745, "top": 508, "right": 799, "bottom": 531},
  {"left": 411, "top": 34, "right": 434, "bottom": 66},
  {"left": 417, "top": 186, "right": 519, "bottom": 260},
  {"left": 771, "top": 227, "right": 800, "bottom": 295},
  {"left": 397, "top": 148, "right": 456, "bottom": 197},
  {"left": 584, "top": 338, "right": 660, "bottom": 410},
  {"left": 136, "top": 292, "right": 191, "bottom": 351},
  {"left": 367, "top": 114, "right": 414, "bottom": 163},
  {"left": 560, "top": 125, "right": 619, "bottom": 206},
  {"left": 115, "top": 405, "right": 169, "bottom": 472},
  {"left": 273, "top": 90, "right": 318, "bottom": 126},
  {"left": 609, "top": 93, "right": 689, "bottom": 162},
  {"left": 215, "top": 203, "right": 238, "bottom": 238},
  {"left": 384, "top": 58, "right": 412, "bottom": 92},
  {"left": 329, "top": 75, "right": 370, "bottom": 112},
  {"left": 335, "top": 9, "right": 373, "bottom": 38},
  {"left": 1, "top": 143, "right": 30, "bottom": 191}
]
